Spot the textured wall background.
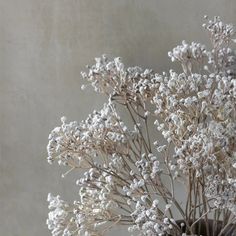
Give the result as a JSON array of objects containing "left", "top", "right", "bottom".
[{"left": 1, "top": 0, "right": 236, "bottom": 235}]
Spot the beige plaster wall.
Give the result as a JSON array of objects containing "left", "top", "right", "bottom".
[{"left": 0, "top": 0, "right": 236, "bottom": 235}]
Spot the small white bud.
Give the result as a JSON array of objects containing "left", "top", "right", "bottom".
[{"left": 61, "top": 116, "right": 67, "bottom": 123}]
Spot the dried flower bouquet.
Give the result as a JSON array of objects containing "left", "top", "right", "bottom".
[{"left": 46, "top": 16, "right": 236, "bottom": 236}]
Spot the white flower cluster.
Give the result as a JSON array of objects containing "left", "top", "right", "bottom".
[
  {"left": 47, "top": 103, "right": 130, "bottom": 167},
  {"left": 209, "top": 47, "right": 236, "bottom": 75},
  {"left": 81, "top": 55, "right": 158, "bottom": 105},
  {"left": 47, "top": 168, "right": 128, "bottom": 236},
  {"left": 203, "top": 16, "right": 236, "bottom": 75},
  {"left": 128, "top": 200, "right": 176, "bottom": 236},
  {"left": 205, "top": 175, "right": 236, "bottom": 215},
  {"left": 47, "top": 17, "right": 236, "bottom": 236},
  {"left": 168, "top": 41, "right": 207, "bottom": 73},
  {"left": 203, "top": 16, "right": 234, "bottom": 47},
  {"left": 47, "top": 194, "right": 76, "bottom": 236}
]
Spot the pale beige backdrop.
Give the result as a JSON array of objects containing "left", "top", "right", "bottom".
[{"left": 1, "top": 0, "right": 236, "bottom": 235}]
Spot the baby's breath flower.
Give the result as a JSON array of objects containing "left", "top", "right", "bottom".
[{"left": 46, "top": 16, "right": 236, "bottom": 236}]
